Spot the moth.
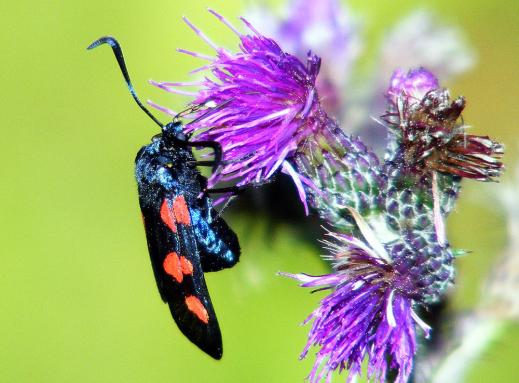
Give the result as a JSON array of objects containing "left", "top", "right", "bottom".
[{"left": 88, "top": 36, "right": 240, "bottom": 359}]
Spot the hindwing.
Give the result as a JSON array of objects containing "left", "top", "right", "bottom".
[{"left": 191, "top": 196, "right": 240, "bottom": 272}]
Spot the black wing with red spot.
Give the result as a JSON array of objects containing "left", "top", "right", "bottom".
[{"left": 140, "top": 192, "right": 224, "bottom": 359}]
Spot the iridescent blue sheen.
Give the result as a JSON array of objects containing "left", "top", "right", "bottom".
[{"left": 190, "top": 205, "right": 237, "bottom": 268}]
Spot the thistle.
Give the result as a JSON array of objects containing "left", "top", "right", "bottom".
[
  {"left": 151, "top": 9, "right": 326, "bottom": 202},
  {"left": 154, "top": 10, "right": 384, "bottom": 221},
  {"left": 385, "top": 68, "right": 504, "bottom": 182},
  {"left": 282, "top": 215, "right": 434, "bottom": 383},
  {"left": 155, "top": 10, "right": 504, "bottom": 383},
  {"left": 284, "top": 68, "right": 502, "bottom": 382},
  {"left": 383, "top": 68, "right": 504, "bottom": 234},
  {"left": 280, "top": 114, "right": 384, "bottom": 229}
]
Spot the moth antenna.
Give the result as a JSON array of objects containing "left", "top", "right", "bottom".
[
  {"left": 186, "top": 98, "right": 234, "bottom": 126},
  {"left": 87, "top": 36, "right": 164, "bottom": 128}
]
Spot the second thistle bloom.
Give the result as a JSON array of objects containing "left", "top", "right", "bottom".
[
  {"left": 283, "top": 212, "right": 434, "bottom": 383},
  {"left": 382, "top": 68, "right": 504, "bottom": 233},
  {"left": 384, "top": 68, "right": 504, "bottom": 182},
  {"left": 152, "top": 10, "right": 326, "bottom": 189}
]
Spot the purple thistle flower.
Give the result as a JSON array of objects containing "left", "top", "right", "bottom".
[
  {"left": 151, "top": 10, "right": 326, "bottom": 193},
  {"left": 282, "top": 210, "right": 431, "bottom": 383},
  {"left": 384, "top": 68, "right": 504, "bottom": 181}
]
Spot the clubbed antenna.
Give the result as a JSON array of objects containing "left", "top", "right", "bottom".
[{"left": 87, "top": 36, "right": 164, "bottom": 128}]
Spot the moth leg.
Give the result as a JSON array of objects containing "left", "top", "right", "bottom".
[
  {"left": 205, "top": 185, "right": 246, "bottom": 196},
  {"left": 183, "top": 140, "right": 222, "bottom": 172},
  {"left": 193, "top": 160, "right": 218, "bottom": 167}
]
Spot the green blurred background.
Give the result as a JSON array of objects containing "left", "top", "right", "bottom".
[{"left": 1, "top": 0, "right": 518, "bottom": 382}]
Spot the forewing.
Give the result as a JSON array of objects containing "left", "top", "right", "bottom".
[{"left": 141, "top": 193, "right": 223, "bottom": 359}]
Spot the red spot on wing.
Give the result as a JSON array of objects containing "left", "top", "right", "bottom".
[
  {"left": 163, "top": 252, "right": 183, "bottom": 283},
  {"left": 160, "top": 199, "right": 177, "bottom": 233},
  {"left": 173, "top": 195, "right": 191, "bottom": 226},
  {"left": 185, "top": 295, "right": 209, "bottom": 324},
  {"left": 180, "top": 256, "right": 193, "bottom": 275}
]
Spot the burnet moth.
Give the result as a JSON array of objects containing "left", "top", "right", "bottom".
[{"left": 88, "top": 36, "right": 240, "bottom": 359}]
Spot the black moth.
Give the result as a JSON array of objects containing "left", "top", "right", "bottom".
[{"left": 88, "top": 36, "right": 240, "bottom": 359}]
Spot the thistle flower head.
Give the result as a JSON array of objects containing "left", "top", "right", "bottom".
[
  {"left": 152, "top": 10, "right": 326, "bottom": 190},
  {"left": 282, "top": 210, "right": 432, "bottom": 382},
  {"left": 384, "top": 68, "right": 504, "bottom": 181}
]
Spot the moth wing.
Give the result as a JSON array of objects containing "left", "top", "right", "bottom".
[
  {"left": 192, "top": 196, "right": 240, "bottom": 272},
  {"left": 141, "top": 194, "right": 223, "bottom": 359}
]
